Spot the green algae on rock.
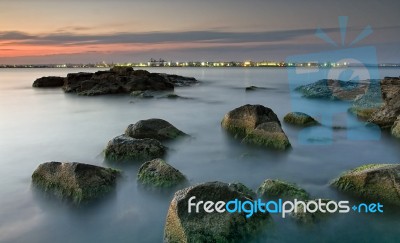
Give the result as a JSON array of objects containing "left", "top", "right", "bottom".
[
  {"left": 221, "top": 104, "right": 291, "bottom": 150},
  {"left": 257, "top": 179, "right": 309, "bottom": 200},
  {"left": 32, "top": 162, "right": 120, "bottom": 204},
  {"left": 137, "top": 159, "right": 186, "bottom": 188},
  {"left": 331, "top": 164, "right": 400, "bottom": 206},
  {"left": 283, "top": 112, "right": 319, "bottom": 126},
  {"left": 164, "top": 181, "right": 271, "bottom": 243}
]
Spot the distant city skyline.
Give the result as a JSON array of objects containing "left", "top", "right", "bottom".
[{"left": 0, "top": 0, "right": 399, "bottom": 64}]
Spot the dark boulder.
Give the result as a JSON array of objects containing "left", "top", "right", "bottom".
[
  {"left": 33, "top": 76, "right": 65, "bottom": 88},
  {"left": 137, "top": 159, "right": 186, "bottom": 188},
  {"left": 104, "top": 135, "right": 166, "bottom": 162},
  {"left": 32, "top": 162, "right": 119, "bottom": 204},
  {"left": 125, "top": 118, "right": 186, "bottom": 141},
  {"left": 221, "top": 104, "right": 291, "bottom": 150}
]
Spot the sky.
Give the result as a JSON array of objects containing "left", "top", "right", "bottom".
[{"left": 0, "top": 0, "right": 399, "bottom": 64}]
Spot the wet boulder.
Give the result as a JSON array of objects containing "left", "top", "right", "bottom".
[
  {"left": 257, "top": 179, "right": 309, "bottom": 200},
  {"left": 125, "top": 118, "right": 186, "bottom": 141},
  {"left": 291, "top": 199, "right": 334, "bottom": 224},
  {"left": 32, "top": 76, "right": 65, "bottom": 87},
  {"left": 137, "top": 159, "right": 186, "bottom": 188},
  {"left": 222, "top": 105, "right": 291, "bottom": 150},
  {"left": 283, "top": 112, "right": 319, "bottom": 126},
  {"left": 104, "top": 135, "right": 166, "bottom": 162},
  {"left": 331, "top": 164, "right": 400, "bottom": 206},
  {"left": 164, "top": 181, "right": 271, "bottom": 243},
  {"left": 32, "top": 162, "right": 120, "bottom": 204},
  {"left": 391, "top": 116, "right": 400, "bottom": 138}
]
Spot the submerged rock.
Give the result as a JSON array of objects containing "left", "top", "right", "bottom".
[
  {"left": 164, "top": 181, "right": 271, "bottom": 243},
  {"left": 295, "top": 79, "right": 373, "bottom": 100},
  {"left": 104, "top": 135, "right": 166, "bottom": 162},
  {"left": 369, "top": 77, "right": 400, "bottom": 129},
  {"left": 331, "top": 164, "right": 400, "bottom": 206},
  {"left": 283, "top": 112, "right": 319, "bottom": 126},
  {"left": 32, "top": 162, "right": 119, "bottom": 204},
  {"left": 125, "top": 118, "right": 186, "bottom": 141},
  {"left": 32, "top": 76, "right": 65, "bottom": 88},
  {"left": 137, "top": 159, "right": 186, "bottom": 188},
  {"left": 221, "top": 104, "right": 291, "bottom": 150},
  {"left": 257, "top": 179, "right": 309, "bottom": 200}
]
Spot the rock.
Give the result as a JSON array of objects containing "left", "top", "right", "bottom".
[
  {"left": 125, "top": 118, "right": 186, "bottom": 141},
  {"left": 159, "top": 73, "right": 198, "bottom": 87},
  {"left": 291, "top": 199, "right": 334, "bottom": 224},
  {"left": 32, "top": 76, "right": 65, "bottom": 87},
  {"left": 242, "top": 122, "right": 291, "bottom": 150},
  {"left": 369, "top": 77, "right": 400, "bottom": 128},
  {"left": 245, "top": 86, "right": 268, "bottom": 91},
  {"left": 164, "top": 181, "right": 271, "bottom": 243},
  {"left": 31, "top": 162, "right": 119, "bottom": 204},
  {"left": 131, "top": 90, "right": 155, "bottom": 99},
  {"left": 348, "top": 84, "right": 383, "bottom": 120},
  {"left": 331, "top": 164, "right": 400, "bottom": 206},
  {"left": 110, "top": 66, "right": 133, "bottom": 75},
  {"left": 222, "top": 105, "right": 291, "bottom": 150},
  {"left": 137, "top": 159, "right": 186, "bottom": 188},
  {"left": 57, "top": 68, "right": 199, "bottom": 96},
  {"left": 283, "top": 112, "right": 319, "bottom": 126},
  {"left": 257, "top": 179, "right": 309, "bottom": 200},
  {"left": 295, "top": 79, "right": 376, "bottom": 100},
  {"left": 391, "top": 116, "right": 400, "bottom": 138},
  {"left": 104, "top": 135, "right": 166, "bottom": 162}
]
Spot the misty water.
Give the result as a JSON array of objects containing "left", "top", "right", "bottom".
[{"left": 1, "top": 67, "right": 400, "bottom": 243}]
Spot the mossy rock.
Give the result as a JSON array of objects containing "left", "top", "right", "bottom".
[
  {"left": 32, "top": 162, "right": 120, "bottom": 204},
  {"left": 164, "top": 181, "right": 272, "bottom": 243},
  {"left": 137, "top": 159, "right": 187, "bottom": 188},
  {"left": 104, "top": 135, "right": 166, "bottom": 162},
  {"left": 222, "top": 105, "right": 290, "bottom": 150},
  {"left": 243, "top": 122, "right": 291, "bottom": 150},
  {"left": 283, "top": 112, "right": 319, "bottom": 126},
  {"left": 331, "top": 164, "right": 400, "bottom": 206},
  {"left": 125, "top": 118, "right": 186, "bottom": 141},
  {"left": 257, "top": 179, "right": 309, "bottom": 200}
]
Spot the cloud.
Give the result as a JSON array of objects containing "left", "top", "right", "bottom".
[{"left": 0, "top": 28, "right": 341, "bottom": 46}]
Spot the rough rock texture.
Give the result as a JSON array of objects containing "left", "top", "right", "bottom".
[
  {"left": 125, "top": 119, "right": 186, "bottom": 141},
  {"left": 391, "top": 116, "right": 400, "bottom": 138},
  {"left": 283, "top": 112, "right": 319, "bottom": 126},
  {"left": 32, "top": 162, "right": 119, "bottom": 204},
  {"left": 164, "top": 181, "right": 271, "bottom": 243},
  {"left": 32, "top": 76, "right": 65, "bottom": 88},
  {"left": 221, "top": 104, "right": 291, "bottom": 150},
  {"left": 332, "top": 164, "right": 400, "bottom": 206},
  {"left": 29, "top": 67, "right": 197, "bottom": 96},
  {"left": 295, "top": 79, "right": 376, "bottom": 101},
  {"left": 369, "top": 77, "right": 400, "bottom": 128},
  {"left": 291, "top": 199, "right": 333, "bottom": 224},
  {"left": 137, "top": 159, "right": 186, "bottom": 188},
  {"left": 257, "top": 179, "right": 309, "bottom": 200},
  {"left": 348, "top": 91, "right": 383, "bottom": 120},
  {"left": 104, "top": 135, "right": 166, "bottom": 162}
]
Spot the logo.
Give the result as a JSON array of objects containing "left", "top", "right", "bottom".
[{"left": 286, "top": 16, "right": 382, "bottom": 144}]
